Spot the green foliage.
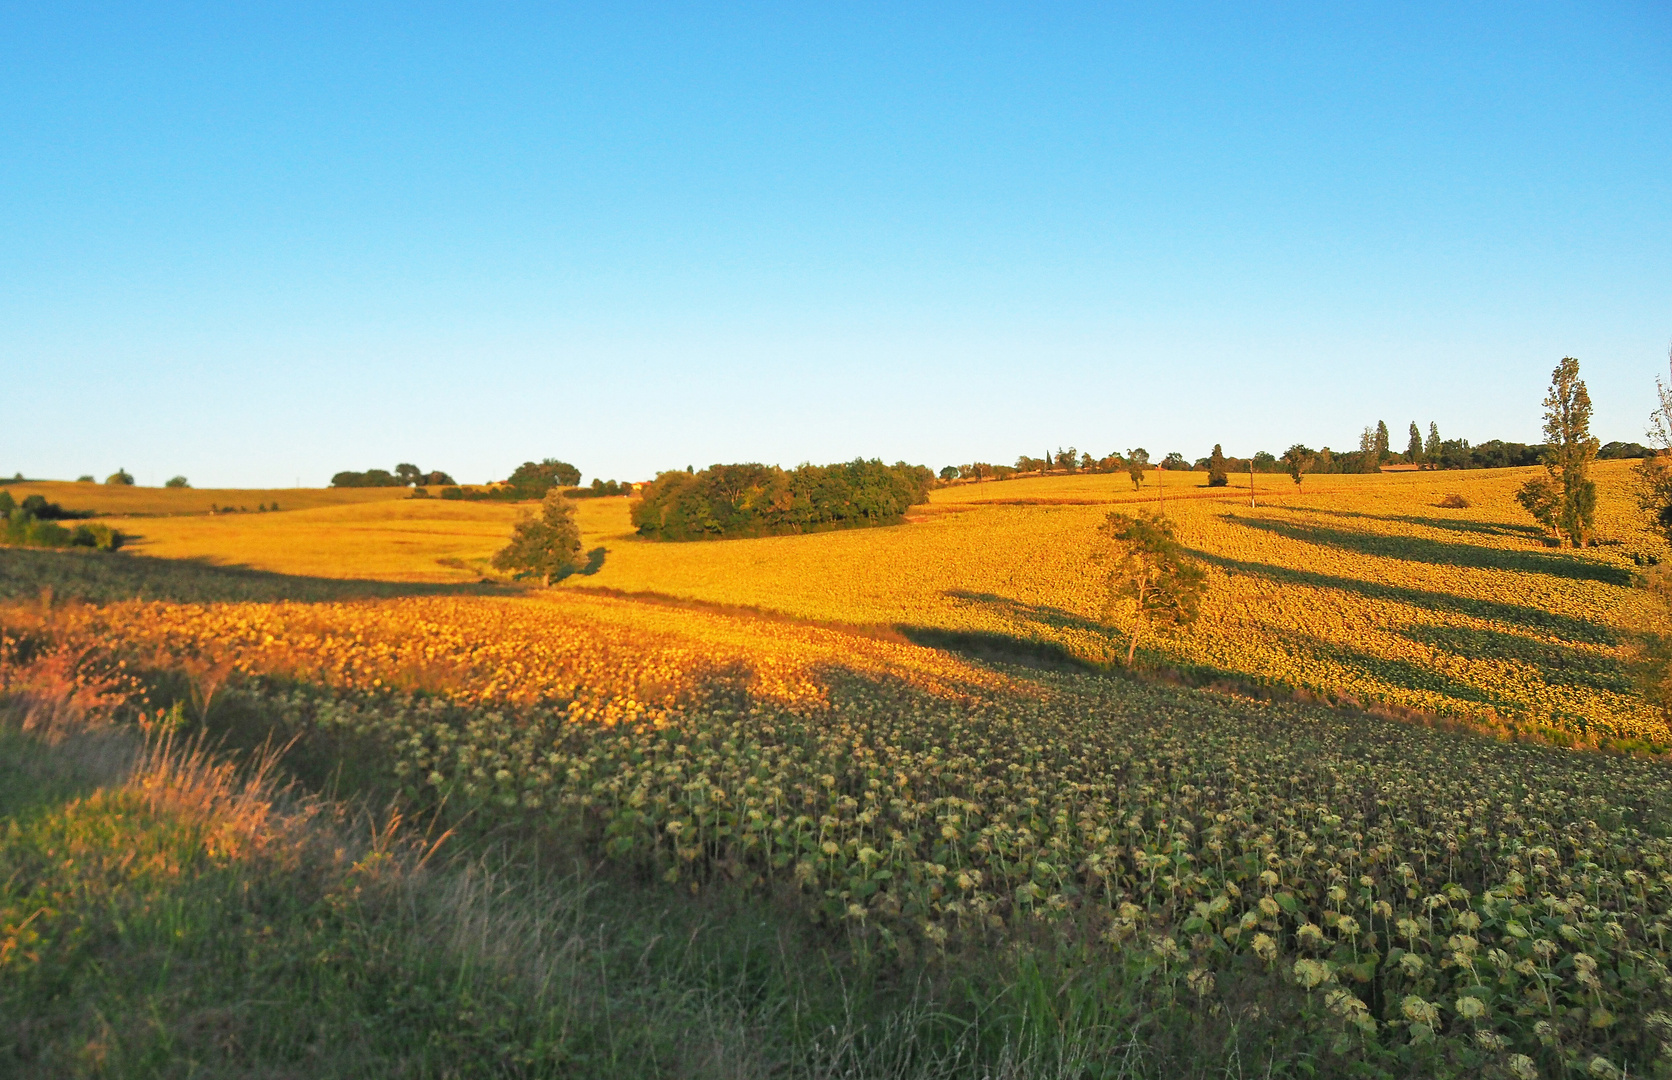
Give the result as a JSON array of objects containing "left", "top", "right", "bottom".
[
  {"left": 331, "top": 468, "right": 399, "bottom": 487},
  {"left": 1207, "top": 444, "right": 1228, "bottom": 487},
  {"left": 564, "top": 478, "right": 631, "bottom": 499},
  {"left": 1099, "top": 511, "right": 1208, "bottom": 664},
  {"left": 104, "top": 468, "right": 134, "bottom": 486},
  {"left": 632, "top": 459, "right": 932, "bottom": 542},
  {"left": 165, "top": 475, "right": 190, "bottom": 488},
  {"left": 332, "top": 465, "right": 455, "bottom": 488},
  {"left": 492, "top": 490, "right": 583, "bottom": 584},
  {"left": 1406, "top": 422, "right": 1423, "bottom": 463},
  {"left": 1282, "top": 444, "right": 1315, "bottom": 487},
  {"left": 1124, "top": 448, "right": 1149, "bottom": 490},
  {"left": 939, "top": 465, "right": 960, "bottom": 481},
  {"left": 505, "top": 459, "right": 582, "bottom": 499},
  {"left": 1519, "top": 356, "right": 1599, "bottom": 546},
  {"left": 0, "top": 490, "right": 117, "bottom": 551}
]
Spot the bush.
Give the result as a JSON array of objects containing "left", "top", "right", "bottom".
[
  {"left": 76, "top": 475, "right": 94, "bottom": 483},
  {"left": 105, "top": 469, "right": 134, "bottom": 486},
  {"left": 632, "top": 459, "right": 932, "bottom": 542},
  {"left": 165, "top": 476, "right": 190, "bottom": 488},
  {"left": 1436, "top": 493, "right": 1471, "bottom": 508},
  {"left": 491, "top": 490, "right": 582, "bottom": 584},
  {"left": 331, "top": 469, "right": 400, "bottom": 488}
]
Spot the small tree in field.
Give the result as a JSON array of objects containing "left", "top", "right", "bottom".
[
  {"left": 1207, "top": 444, "right": 1228, "bottom": 487},
  {"left": 492, "top": 490, "right": 582, "bottom": 585},
  {"left": 105, "top": 469, "right": 134, "bottom": 486},
  {"left": 1283, "top": 444, "right": 1315, "bottom": 488},
  {"left": 1519, "top": 356, "right": 1598, "bottom": 546},
  {"left": 1100, "top": 511, "right": 1207, "bottom": 665},
  {"left": 1637, "top": 345, "right": 1672, "bottom": 542},
  {"left": 1125, "top": 448, "right": 1150, "bottom": 491},
  {"left": 165, "top": 476, "right": 190, "bottom": 488}
]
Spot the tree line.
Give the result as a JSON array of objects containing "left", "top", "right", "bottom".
[
  {"left": 941, "top": 429, "right": 1646, "bottom": 486},
  {"left": 331, "top": 463, "right": 456, "bottom": 488},
  {"left": 631, "top": 460, "right": 934, "bottom": 542}
]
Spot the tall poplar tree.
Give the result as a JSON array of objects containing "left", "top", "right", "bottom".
[
  {"left": 1406, "top": 422, "right": 1423, "bottom": 463},
  {"left": 1516, "top": 357, "right": 1599, "bottom": 546}
]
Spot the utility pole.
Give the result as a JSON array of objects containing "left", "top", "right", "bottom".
[{"left": 1249, "top": 460, "right": 1256, "bottom": 508}]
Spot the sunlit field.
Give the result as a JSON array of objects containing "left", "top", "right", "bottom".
[
  {"left": 0, "top": 479, "right": 414, "bottom": 516},
  {"left": 562, "top": 461, "right": 1661, "bottom": 747},
  {"left": 6, "top": 461, "right": 1671, "bottom": 1075}
]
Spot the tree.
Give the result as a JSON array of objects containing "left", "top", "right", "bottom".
[
  {"left": 1207, "top": 444, "right": 1228, "bottom": 487},
  {"left": 1636, "top": 345, "right": 1672, "bottom": 542},
  {"left": 1357, "top": 427, "right": 1377, "bottom": 473},
  {"left": 491, "top": 490, "right": 582, "bottom": 585},
  {"left": 1425, "top": 422, "right": 1441, "bottom": 462},
  {"left": 505, "top": 459, "right": 582, "bottom": 499},
  {"left": 165, "top": 476, "right": 190, "bottom": 489},
  {"left": 1099, "top": 512, "right": 1207, "bottom": 665},
  {"left": 395, "top": 463, "right": 423, "bottom": 486},
  {"left": 1518, "top": 357, "right": 1599, "bottom": 546},
  {"left": 424, "top": 470, "right": 456, "bottom": 486},
  {"left": 105, "top": 469, "right": 134, "bottom": 486},
  {"left": 939, "top": 465, "right": 960, "bottom": 481},
  {"left": 1406, "top": 422, "right": 1423, "bottom": 464},
  {"left": 1374, "top": 421, "right": 1390, "bottom": 464},
  {"left": 1125, "top": 448, "right": 1150, "bottom": 490},
  {"left": 1283, "top": 444, "right": 1315, "bottom": 487}
]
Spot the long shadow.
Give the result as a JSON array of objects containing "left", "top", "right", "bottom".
[
  {"left": 1293, "top": 506, "right": 1549, "bottom": 542},
  {"left": 1269, "top": 629, "right": 1514, "bottom": 710},
  {"left": 1190, "top": 550, "right": 1616, "bottom": 645},
  {"left": 1225, "top": 513, "right": 1631, "bottom": 586},
  {"left": 0, "top": 546, "right": 514, "bottom": 605},
  {"left": 1400, "top": 624, "right": 1631, "bottom": 694}
]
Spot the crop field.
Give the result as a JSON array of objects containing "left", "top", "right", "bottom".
[
  {"left": 6, "top": 461, "right": 1671, "bottom": 1075},
  {"left": 8, "top": 582, "right": 1672, "bottom": 1076},
  {"left": 559, "top": 461, "right": 1663, "bottom": 749}
]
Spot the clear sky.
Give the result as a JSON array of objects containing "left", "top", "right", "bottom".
[{"left": 4, "top": 3, "right": 1669, "bottom": 487}]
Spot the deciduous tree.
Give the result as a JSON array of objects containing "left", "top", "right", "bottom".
[
  {"left": 1124, "top": 448, "right": 1150, "bottom": 490},
  {"left": 491, "top": 489, "right": 582, "bottom": 585},
  {"left": 1283, "top": 445, "right": 1315, "bottom": 488},
  {"left": 1100, "top": 511, "right": 1207, "bottom": 665}
]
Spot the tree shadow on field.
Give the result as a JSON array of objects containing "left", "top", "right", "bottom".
[
  {"left": 1224, "top": 512, "right": 1632, "bottom": 586},
  {"left": 1400, "top": 623, "right": 1632, "bottom": 694},
  {"left": 580, "top": 547, "right": 607, "bottom": 575},
  {"left": 1293, "top": 506, "right": 1549, "bottom": 543},
  {"left": 896, "top": 592, "right": 1112, "bottom": 673},
  {"left": 1189, "top": 549, "right": 1617, "bottom": 646},
  {"left": 0, "top": 546, "right": 515, "bottom": 606},
  {"left": 1271, "top": 629, "right": 1516, "bottom": 711}
]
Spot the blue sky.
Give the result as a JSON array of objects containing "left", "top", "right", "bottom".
[{"left": 4, "top": 3, "right": 1669, "bottom": 486}]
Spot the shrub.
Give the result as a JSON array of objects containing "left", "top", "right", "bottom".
[
  {"left": 76, "top": 475, "right": 94, "bottom": 482},
  {"left": 439, "top": 487, "right": 465, "bottom": 501},
  {"left": 165, "top": 476, "right": 190, "bottom": 488},
  {"left": 105, "top": 469, "right": 134, "bottom": 486},
  {"left": 1436, "top": 493, "right": 1471, "bottom": 508}
]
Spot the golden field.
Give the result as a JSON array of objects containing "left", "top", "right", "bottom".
[
  {"left": 558, "top": 462, "right": 1661, "bottom": 746},
  {"left": 0, "top": 479, "right": 415, "bottom": 516},
  {"left": 12, "top": 463, "right": 1660, "bottom": 744}
]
